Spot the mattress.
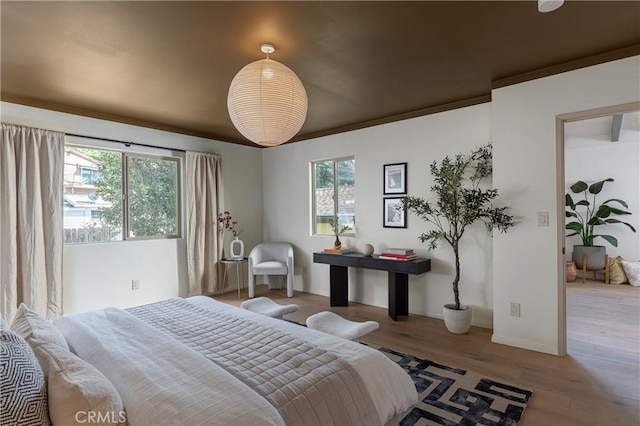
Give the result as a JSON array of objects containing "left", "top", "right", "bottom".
[{"left": 54, "top": 296, "right": 418, "bottom": 425}]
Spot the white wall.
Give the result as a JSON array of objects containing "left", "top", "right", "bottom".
[
  {"left": 565, "top": 136, "right": 640, "bottom": 262},
  {"left": 263, "top": 103, "right": 497, "bottom": 328},
  {"left": 492, "top": 56, "right": 640, "bottom": 354},
  {"left": 4, "top": 55, "right": 638, "bottom": 354},
  {"left": 1, "top": 102, "right": 263, "bottom": 313}
]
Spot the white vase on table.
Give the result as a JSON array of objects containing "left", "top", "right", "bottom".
[{"left": 229, "top": 237, "right": 244, "bottom": 259}]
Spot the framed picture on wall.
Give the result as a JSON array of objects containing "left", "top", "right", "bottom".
[
  {"left": 383, "top": 162, "right": 407, "bottom": 194},
  {"left": 383, "top": 197, "right": 407, "bottom": 228}
]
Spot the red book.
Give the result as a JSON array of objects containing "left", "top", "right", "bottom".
[
  {"left": 378, "top": 255, "right": 417, "bottom": 261},
  {"left": 380, "top": 252, "right": 417, "bottom": 260}
]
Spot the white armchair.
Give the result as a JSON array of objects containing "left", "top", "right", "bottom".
[{"left": 248, "top": 243, "right": 294, "bottom": 298}]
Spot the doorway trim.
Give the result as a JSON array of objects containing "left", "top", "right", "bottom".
[{"left": 556, "top": 101, "right": 640, "bottom": 357}]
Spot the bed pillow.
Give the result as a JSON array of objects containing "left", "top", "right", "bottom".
[
  {"left": 608, "top": 256, "right": 629, "bottom": 285},
  {"left": 31, "top": 339, "right": 127, "bottom": 426},
  {"left": 621, "top": 260, "right": 640, "bottom": 287},
  {"left": 0, "top": 331, "right": 51, "bottom": 426},
  {"left": 10, "top": 303, "right": 69, "bottom": 350},
  {"left": 0, "top": 314, "right": 6, "bottom": 330}
]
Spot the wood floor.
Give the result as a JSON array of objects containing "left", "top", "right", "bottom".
[{"left": 216, "top": 280, "right": 640, "bottom": 426}]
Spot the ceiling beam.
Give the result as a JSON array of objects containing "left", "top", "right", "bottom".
[{"left": 611, "top": 114, "right": 623, "bottom": 142}]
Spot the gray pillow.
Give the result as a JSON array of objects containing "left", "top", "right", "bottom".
[
  {"left": 0, "top": 330, "right": 51, "bottom": 425},
  {"left": 10, "top": 304, "right": 69, "bottom": 350}
]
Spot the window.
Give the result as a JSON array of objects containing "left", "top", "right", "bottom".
[
  {"left": 311, "top": 156, "right": 355, "bottom": 235},
  {"left": 63, "top": 146, "right": 181, "bottom": 244},
  {"left": 81, "top": 167, "right": 98, "bottom": 185}
]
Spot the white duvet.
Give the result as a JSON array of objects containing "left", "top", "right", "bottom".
[
  {"left": 54, "top": 296, "right": 418, "bottom": 425},
  {"left": 188, "top": 296, "right": 418, "bottom": 424},
  {"left": 55, "top": 306, "right": 284, "bottom": 426}
]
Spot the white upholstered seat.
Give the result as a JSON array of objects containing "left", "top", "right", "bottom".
[
  {"left": 306, "top": 311, "right": 379, "bottom": 341},
  {"left": 252, "top": 261, "right": 288, "bottom": 276},
  {"left": 248, "top": 242, "right": 294, "bottom": 298},
  {"left": 240, "top": 297, "right": 299, "bottom": 319}
]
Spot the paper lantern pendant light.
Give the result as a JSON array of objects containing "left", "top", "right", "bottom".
[
  {"left": 538, "top": 0, "right": 563, "bottom": 12},
  {"left": 227, "top": 44, "right": 308, "bottom": 147}
]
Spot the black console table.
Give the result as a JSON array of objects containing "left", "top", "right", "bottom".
[{"left": 313, "top": 252, "right": 431, "bottom": 320}]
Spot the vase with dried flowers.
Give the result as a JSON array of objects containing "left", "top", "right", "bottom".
[
  {"left": 327, "top": 216, "right": 351, "bottom": 249},
  {"left": 218, "top": 211, "right": 244, "bottom": 259}
]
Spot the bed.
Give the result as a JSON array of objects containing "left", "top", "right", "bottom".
[{"left": 52, "top": 296, "right": 418, "bottom": 425}]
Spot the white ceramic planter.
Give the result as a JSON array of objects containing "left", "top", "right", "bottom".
[{"left": 442, "top": 304, "right": 472, "bottom": 334}]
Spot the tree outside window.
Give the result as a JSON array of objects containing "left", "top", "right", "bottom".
[{"left": 63, "top": 146, "right": 180, "bottom": 243}]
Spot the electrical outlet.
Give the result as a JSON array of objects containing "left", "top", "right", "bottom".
[
  {"left": 509, "top": 302, "right": 520, "bottom": 317},
  {"left": 132, "top": 279, "right": 140, "bottom": 290}
]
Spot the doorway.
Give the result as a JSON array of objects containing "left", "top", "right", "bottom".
[
  {"left": 558, "top": 103, "right": 640, "bottom": 407},
  {"left": 556, "top": 102, "right": 640, "bottom": 355}
]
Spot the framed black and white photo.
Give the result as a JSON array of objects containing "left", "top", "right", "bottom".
[
  {"left": 383, "top": 162, "right": 407, "bottom": 195},
  {"left": 383, "top": 197, "right": 407, "bottom": 228}
]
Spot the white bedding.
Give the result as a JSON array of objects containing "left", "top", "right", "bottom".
[
  {"left": 55, "top": 296, "right": 418, "bottom": 425},
  {"left": 55, "top": 306, "right": 284, "bottom": 426},
  {"left": 187, "top": 296, "right": 418, "bottom": 424}
]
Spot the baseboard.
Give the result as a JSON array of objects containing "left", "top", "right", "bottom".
[
  {"left": 491, "top": 334, "right": 561, "bottom": 355},
  {"left": 470, "top": 317, "right": 493, "bottom": 330},
  {"left": 348, "top": 296, "right": 493, "bottom": 329}
]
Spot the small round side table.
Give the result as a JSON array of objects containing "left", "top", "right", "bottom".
[{"left": 221, "top": 257, "right": 248, "bottom": 297}]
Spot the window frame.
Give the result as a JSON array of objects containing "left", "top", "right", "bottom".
[
  {"left": 310, "top": 155, "right": 355, "bottom": 236},
  {"left": 122, "top": 152, "right": 182, "bottom": 241},
  {"left": 64, "top": 140, "right": 183, "bottom": 244}
]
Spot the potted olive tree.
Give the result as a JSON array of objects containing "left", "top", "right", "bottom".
[
  {"left": 565, "top": 178, "right": 636, "bottom": 270},
  {"left": 402, "top": 143, "right": 514, "bottom": 334}
]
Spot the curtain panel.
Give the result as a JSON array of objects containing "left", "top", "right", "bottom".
[
  {"left": 185, "top": 151, "right": 224, "bottom": 295},
  {"left": 1, "top": 124, "right": 64, "bottom": 322}
]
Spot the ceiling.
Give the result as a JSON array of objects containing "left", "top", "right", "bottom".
[
  {"left": 2, "top": 1, "right": 639, "bottom": 147},
  {"left": 565, "top": 111, "right": 640, "bottom": 147}
]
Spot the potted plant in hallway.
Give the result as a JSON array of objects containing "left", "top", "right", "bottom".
[
  {"left": 565, "top": 178, "right": 636, "bottom": 271},
  {"left": 402, "top": 143, "right": 514, "bottom": 334}
]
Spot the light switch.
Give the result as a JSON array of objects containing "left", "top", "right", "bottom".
[{"left": 537, "top": 212, "right": 549, "bottom": 227}]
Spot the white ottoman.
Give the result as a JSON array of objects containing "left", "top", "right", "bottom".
[
  {"left": 240, "top": 297, "right": 299, "bottom": 319},
  {"left": 306, "top": 311, "right": 379, "bottom": 340}
]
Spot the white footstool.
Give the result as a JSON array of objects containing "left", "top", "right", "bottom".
[
  {"left": 240, "top": 297, "right": 299, "bottom": 319},
  {"left": 306, "top": 311, "right": 379, "bottom": 340}
]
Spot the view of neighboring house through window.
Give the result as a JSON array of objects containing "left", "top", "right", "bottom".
[
  {"left": 81, "top": 167, "right": 98, "bottom": 185},
  {"left": 63, "top": 146, "right": 181, "bottom": 243},
  {"left": 63, "top": 148, "right": 121, "bottom": 243},
  {"left": 311, "top": 156, "right": 355, "bottom": 235}
]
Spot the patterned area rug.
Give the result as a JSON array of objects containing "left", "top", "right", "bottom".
[{"left": 365, "top": 343, "right": 533, "bottom": 426}]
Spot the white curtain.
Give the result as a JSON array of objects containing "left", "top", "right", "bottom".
[
  {"left": 185, "top": 151, "right": 224, "bottom": 295},
  {"left": 1, "top": 124, "right": 64, "bottom": 321}
]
